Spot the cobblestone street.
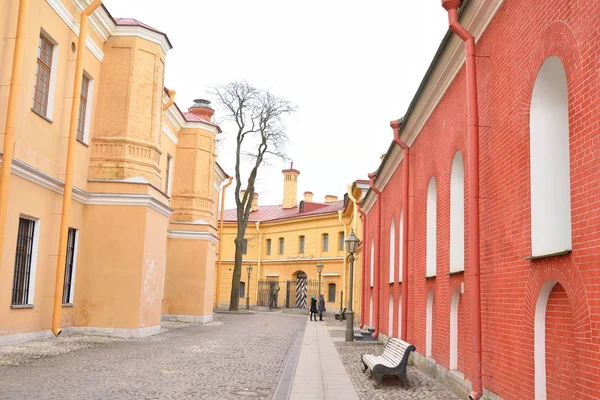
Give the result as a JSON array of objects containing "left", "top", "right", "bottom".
[{"left": 0, "top": 313, "right": 305, "bottom": 400}]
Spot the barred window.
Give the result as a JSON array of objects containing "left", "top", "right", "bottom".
[
  {"left": 62, "top": 228, "right": 77, "bottom": 304},
  {"left": 76, "top": 75, "right": 90, "bottom": 142},
  {"left": 32, "top": 34, "right": 53, "bottom": 117},
  {"left": 12, "top": 218, "right": 36, "bottom": 306}
]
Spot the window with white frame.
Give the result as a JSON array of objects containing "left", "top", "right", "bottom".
[
  {"left": 165, "top": 154, "right": 173, "bottom": 196},
  {"left": 278, "top": 237, "right": 284, "bottom": 255},
  {"left": 298, "top": 235, "right": 305, "bottom": 254},
  {"left": 266, "top": 239, "right": 271, "bottom": 255},
  {"left": 389, "top": 218, "right": 395, "bottom": 283},
  {"left": 76, "top": 72, "right": 94, "bottom": 144},
  {"left": 322, "top": 233, "right": 329, "bottom": 251},
  {"left": 338, "top": 231, "right": 344, "bottom": 251},
  {"left": 450, "top": 152, "right": 465, "bottom": 272},
  {"left": 530, "top": 56, "right": 572, "bottom": 256},
  {"left": 11, "top": 216, "right": 40, "bottom": 306},
  {"left": 32, "top": 31, "right": 58, "bottom": 120},
  {"left": 62, "top": 228, "right": 78, "bottom": 304},
  {"left": 426, "top": 177, "right": 437, "bottom": 277},
  {"left": 370, "top": 238, "right": 374, "bottom": 287}
]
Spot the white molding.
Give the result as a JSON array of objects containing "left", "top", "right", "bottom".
[
  {"left": 167, "top": 230, "right": 219, "bottom": 243},
  {"left": 265, "top": 273, "right": 279, "bottom": 277},
  {"left": 111, "top": 25, "right": 171, "bottom": 54},
  {"left": 162, "top": 124, "right": 178, "bottom": 145},
  {"left": 0, "top": 330, "right": 54, "bottom": 346},
  {"left": 366, "top": 0, "right": 504, "bottom": 204},
  {"left": 73, "top": 0, "right": 115, "bottom": 41},
  {"left": 221, "top": 256, "right": 344, "bottom": 263},
  {"left": 63, "top": 325, "right": 161, "bottom": 339},
  {"left": 322, "top": 273, "right": 340, "bottom": 277},
  {"left": 0, "top": 157, "right": 173, "bottom": 217},
  {"left": 161, "top": 314, "right": 213, "bottom": 324},
  {"left": 44, "top": 0, "right": 105, "bottom": 62}
]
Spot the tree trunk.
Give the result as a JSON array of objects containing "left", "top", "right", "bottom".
[{"left": 229, "top": 229, "right": 246, "bottom": 311}]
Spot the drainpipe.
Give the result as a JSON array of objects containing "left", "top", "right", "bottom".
[
  {"left": 51, "top": 0, "right": 103, "bottom": 337},
  {"left": 346, "top": 184, "right": 360, "bottom": 315},
  {"left": 368, "top": 173, "right": 381, "bottom": 339},
  {"left": 391, "top": 119, "right": 410, "bottom": 342},
  {"left": 355, "top": 200, "right": 367, "bottom": 329},
  {"left": 215, "top": 176, "right": 233, "bottom": 307},
  {"left": 163, "top": 89, "right": 176, "bottom": 111},
  {"left": 338, "top": 210, "right": 348, "bottom": 311},
  {"left": 255, "top": 221, "right": 262, "bottom": 305},
  {"left": 441, "top": 1, "right": 482, "bottom": 398},
  {"left": 0, "top": 0, "right": 30, "bottom": 273}
]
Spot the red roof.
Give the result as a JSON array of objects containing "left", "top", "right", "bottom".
[
  {"left": 114, "top": 18, "right": 173, "bottom": 49},
  {"left": 183, "top": 112, "right": 214, "bottom": 125},
  {"left": 223, "top": 200, "right": 345, "bottom": 223}
]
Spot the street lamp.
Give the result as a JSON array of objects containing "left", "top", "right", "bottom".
[
  {"left": 316, "top": 261, "right": 324, "bottom": 299},
  {"left": 345, "top": 230, "right": 361, "bottom": 342},
  {"left": 246, "top": 264, "right": 253, "bottom": 310}
]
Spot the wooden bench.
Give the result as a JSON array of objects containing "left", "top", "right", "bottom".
[
  {"left": 334, "top": 307, "right": 347, "bottom": 320},
  {"left": 361, "top": 338, "right": 416, "bottom": 387}
]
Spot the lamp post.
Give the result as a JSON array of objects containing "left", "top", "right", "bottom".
[
  {"left": 345, "top": 230, "right": 360, "bottom": 342},
  {"left": 316, "top": 261, "right": 324, "bottom": 299},
  {"left": 246, "top": 264, "right": 253, "bottom": 310}
]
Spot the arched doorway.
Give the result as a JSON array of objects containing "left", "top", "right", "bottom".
[
  {"left": 535, "top": 281, "right": 576, "bottom": 399},
  {"left": 294, "top": 271, "right": 308, "bottom": 308}
]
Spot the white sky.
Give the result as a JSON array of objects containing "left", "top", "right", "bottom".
[{"left": 103, "top": 0, "right": 449, "bottom": 209}]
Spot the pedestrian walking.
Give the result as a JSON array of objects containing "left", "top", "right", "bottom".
[
  {"left": 309, "top": 296, "right": 318, "bottom": 321},
  {"left": 318, "top": 294, "right": 326, "bottom": 321}
]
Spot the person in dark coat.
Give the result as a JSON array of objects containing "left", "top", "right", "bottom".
[
  {"left": 318, "top": 294, "right": 326, "bottom": 321},
  {"left": 309, "top": 296, "right": 318, "bottom": 321}
]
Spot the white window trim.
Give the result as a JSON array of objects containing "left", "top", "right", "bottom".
[
  {"left": 389, "top": 218, "right": 395, "bottom": 283},
  {"left": 399, "top": 210, "right": 404, "bottom": 282},
  {"left": 66, "top": 229, "right": 80, "bottom": 304},
  {"left": 19, "top": 214, "right": 41, "bottom": 305},
  {"left": 39, "top": 28, "right": 59, "bottom": 120},
  {"left": 426, "top": 178, "right": 437, "bottom": 277},
  {"left": 81, "top": 71, "right": 94, "bottom": 144},
  {"left": 370, "top": 238, "right": 374, "bottom": 287},
  {"left": 166, "top": 155, "right": 173, "bottom": 196}
]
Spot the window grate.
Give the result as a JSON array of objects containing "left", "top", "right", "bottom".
[
  {"left": 12, "top": 218, "right": 35, "bottom": 306},
  {"left": 62, "top": 228, "right": 76, "bottom": 304}
]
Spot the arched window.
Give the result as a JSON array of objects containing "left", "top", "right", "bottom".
[
  {"left": 397, "top": 298, "right": 402, "bottom": 338},
  {"left": 266, "top": 239, "right": 271, "bottom": 255},
  {"left": 426, "top": 178, "right": 437, "bottom": 277},
  {"left": 530, "top": 56, "right": 572, "bottom": 256},
  {"left": 328, "top": 283, "right": 336, "bottom": 302},
  {"left": 388, "top": 294, "right": 394, "bottom": 336},
  {"left": 389, "top": 218, "right": 395, "bottom": 283},
  {"left": 278, "top": 237, "right": 285, "bottom": 255},
  {"left": 399, "top": 209, "right": 403, "bottom": 282},
  {"left": 449, "top": 290, "right": 460, "bottom": 370},
  {"left": 322, "top": 233, "right": 329, "bottom": 251},
  {"left": 370, "top": 238, "right": 374, "bottom": 287},
  {"left": 450, "top": 152, "right": 465, "bottom": 272},
  {"left": 426, "top": 291, "right": 434, "bottom": 357}
]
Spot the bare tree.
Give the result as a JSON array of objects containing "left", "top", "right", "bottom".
[{"left": 211, "top": 81, "right": 296, "bottom": 311}]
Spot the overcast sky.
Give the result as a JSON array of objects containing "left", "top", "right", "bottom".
[{"left": 104, "top": 0, "right": 449, "bottom": 209}]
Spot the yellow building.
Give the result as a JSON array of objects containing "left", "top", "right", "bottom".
[
  {"left": 216, "top": 167, "right": 368, "bottom": 315},
  {"left": 0, "top": 0, "right": 227, "bottom": 344}
]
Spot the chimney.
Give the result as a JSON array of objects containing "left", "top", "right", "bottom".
[
  {"left": 282, "top": 162, "right": 300, "bottom": 209},
  {"left": 325, "top": 195, "right": 338, "bottom": 203},
  {"left": 188, "top": 99, "right": 215, "bottom": 122},
  {"left": 303, "top": 191, "right": 313, "bottom": 202},
  {"left": 252, "top": 193, "right": 259, "bottom": 212}
]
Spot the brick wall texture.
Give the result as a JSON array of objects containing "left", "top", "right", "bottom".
[{"left": 362, "top": 0, "right": 600, "bottom": 398}]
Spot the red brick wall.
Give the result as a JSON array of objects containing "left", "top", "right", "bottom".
[{"left": 362, "top": 0, "right": 600, "bottom": 398}]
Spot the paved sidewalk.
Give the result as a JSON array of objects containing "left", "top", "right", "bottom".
[{"left": 289, "top": 319, "right": 359, "bottom": 400}]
